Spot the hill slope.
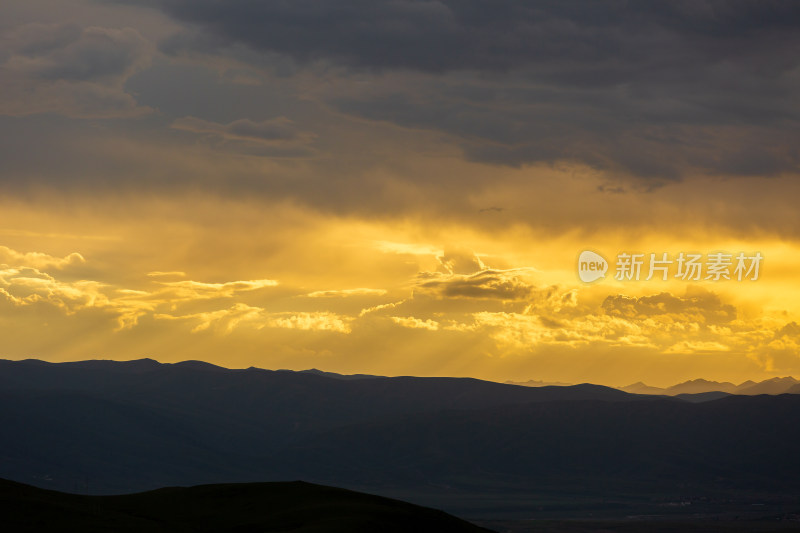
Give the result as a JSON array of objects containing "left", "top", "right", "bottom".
[{"left": 0, "top": 478, "right": 490, "bottom": 532}]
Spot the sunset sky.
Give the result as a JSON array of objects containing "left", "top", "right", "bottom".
[{"left": 1, "top": 0, "right": 800, "bottom": 387}]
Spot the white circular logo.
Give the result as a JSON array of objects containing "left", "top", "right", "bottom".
[{"left": 578, "top": 250, "right": 608, "bottom": 283}]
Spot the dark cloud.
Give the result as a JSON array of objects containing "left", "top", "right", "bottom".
[
  {"left": 9, "top": 22, "right": 82, "bottom": 57},
  {"left": 170, "top": 116, "right": 316, "bottom": 157},
  {"left": 127, "top": 0, "right": 800, "bottom": 177},
  {"left": 0, "top": 23, "right": 151, "bottom": 116},
  {"left": 172, "top": 116, "right": 303, "bottom": 142},
  {"left": 326, "top": 72, "right": 799, "bottom": 177},
  {"left": 416, "top": 269, "right": 538, "bottom": 301},
  {"left": 132, "top": 1, "right": 800, "bottom": 75},
  {"left": 9, "top": 24, "right": 149, "bottom": 81}
]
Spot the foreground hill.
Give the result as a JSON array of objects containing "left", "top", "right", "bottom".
[{"left": 0, "top": 478, "right": 490, "bottom": 533}]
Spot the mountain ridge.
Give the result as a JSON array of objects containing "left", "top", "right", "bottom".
[
  {"left": 8, "top": 358, "right": 798, "bottom": 395},
  {"left": 2, "top": 357, "right": 800, "bottom": 518}
]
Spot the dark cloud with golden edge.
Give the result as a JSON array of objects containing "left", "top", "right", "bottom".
[
  {"left": 415, "top": 248, "right": 546, "bottom": 301},
  {"left": 416, "top": 269, "right": 538, "bottom": 301}
]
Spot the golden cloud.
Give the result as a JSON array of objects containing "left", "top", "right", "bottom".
[
  {"left": 390, "top": 316, "right": 440, "bottom": 331},
  {"left": 0, "top": 246, "right": 85, "bottom": 269},
  {"left": 307, "top": 288, "right": 387, "bottom": 298}
]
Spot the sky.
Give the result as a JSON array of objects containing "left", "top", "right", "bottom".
[{"left": 1, "top": 0, "right": 799, "bottom": 387}]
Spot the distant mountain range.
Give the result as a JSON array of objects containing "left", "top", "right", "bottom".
[
  {"left": 0, "top": 477, "right": 489, "bottom": 532},
  {"left": 2, "top": 358, "right": 800, "bottom": 519},
  {"left": 620, "top": 376, "right": 800, "bottom": 396},
  {"left": 507, "top": 376, "right": 800, "bottom": 396}
]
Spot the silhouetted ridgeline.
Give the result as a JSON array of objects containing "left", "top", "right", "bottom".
[
  {"left": 1, "top": 358, "right": 800, "bottom": 519},
  {"left": 0, "top": 477, "right": 490, "bottom": 532}
]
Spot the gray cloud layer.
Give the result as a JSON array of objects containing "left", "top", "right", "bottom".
[
  {"left": 126, "top": 0, "right": 800, "bottom": 178},
  {"left": 137, "top": 1, "right": 800, "bottom": 74},
  {"left": 0, "top": 22, "right": 151, "bottom": 117}
]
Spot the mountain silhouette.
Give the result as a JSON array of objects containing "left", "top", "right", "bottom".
[
  {"left": 672, "top": 390, "right": 732, "bottom": 403},
  {"left": 292, "top": 368, "right": 382, "bottom": 380},
  {"left": 666, "top": 378, "right": 738, "bottom": 395},
  {"left": 2, "top": 358, "right": 800, "bottom": 518},
  {"left": 620, "top": 376, "right": 799, "bottom": 396},
  {"left": 735, "top": 376, "right": 799, "bottom": 395},
  {"left": 617, "top": 381, "right": 668, "bottom": 395},
  {"left": 0, "top": 358, "right": 647, "bottom": 494},
  {"left": 0, "top": 477, "right": 489, "bottom": 532}
]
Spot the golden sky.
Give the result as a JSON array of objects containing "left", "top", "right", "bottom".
[{"left": 1, "top": 0, "right": 799, "bottom": 387}]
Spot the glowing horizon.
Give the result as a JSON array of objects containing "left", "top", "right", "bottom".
[{"left": 2, "top": 1, "right": 800, "bottom": 388}]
